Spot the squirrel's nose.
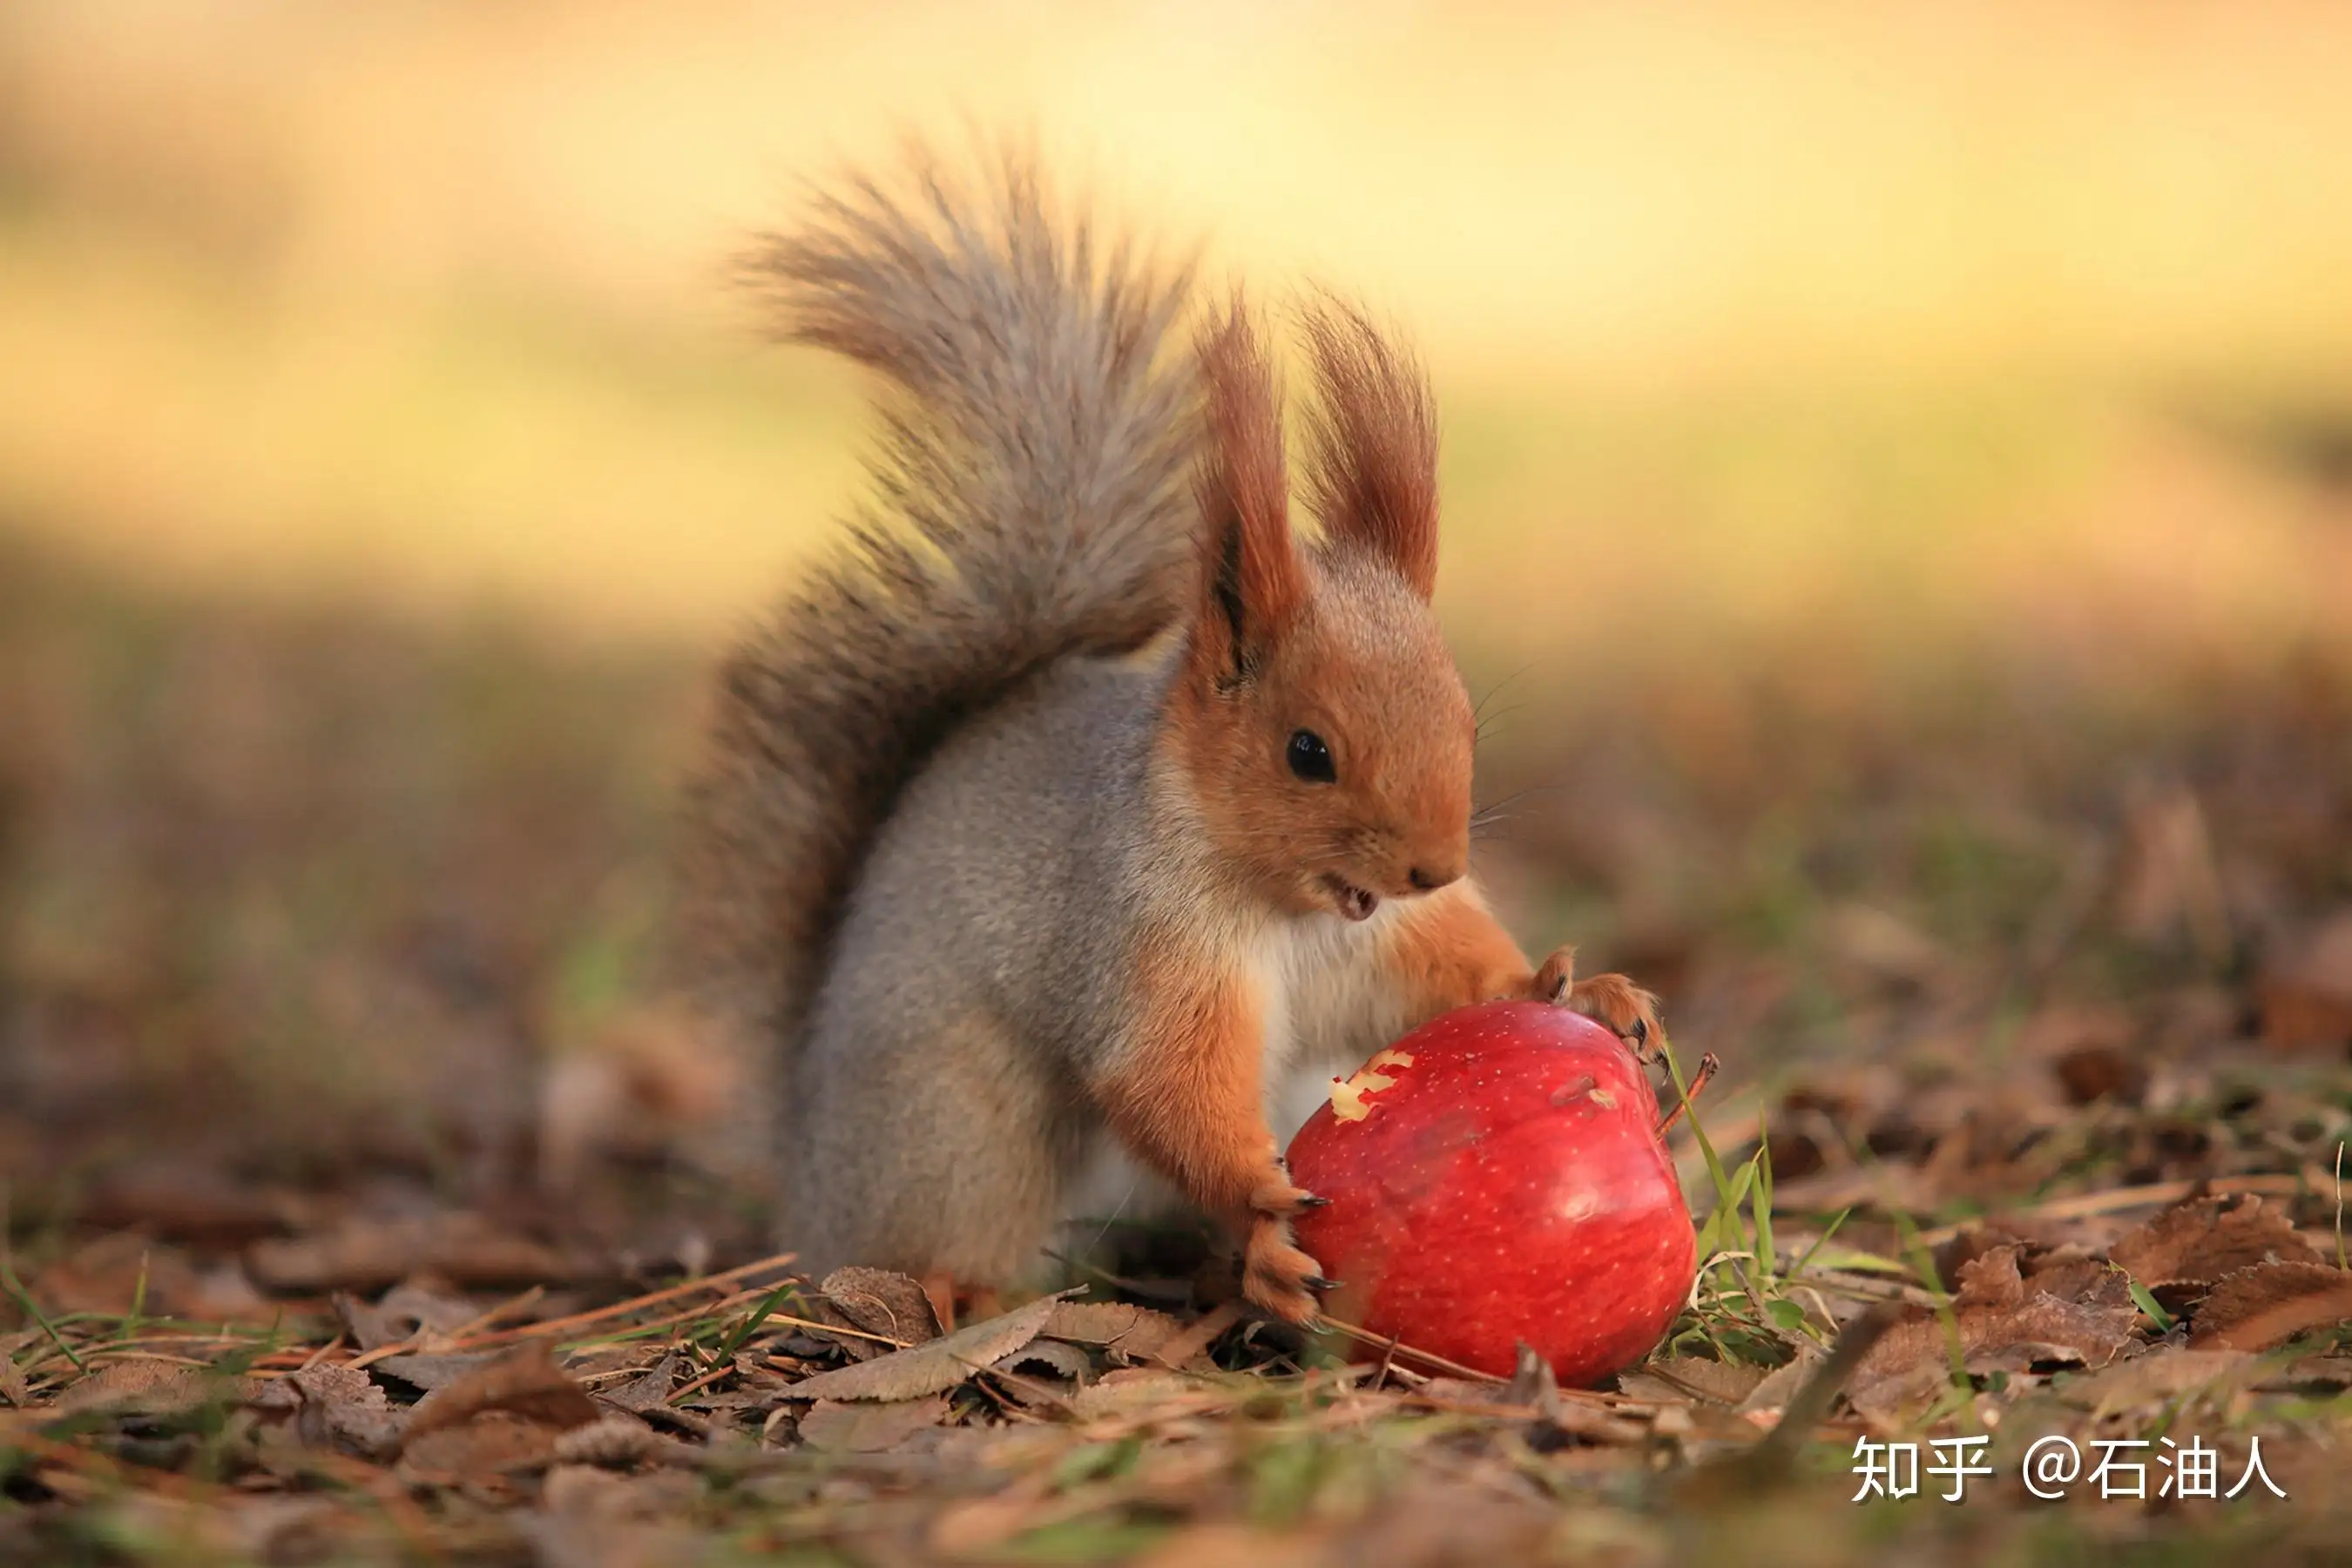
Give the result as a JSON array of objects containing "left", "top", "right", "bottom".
[{"left": 1407, "top": 862, "right": 1463, "bottom": 893}]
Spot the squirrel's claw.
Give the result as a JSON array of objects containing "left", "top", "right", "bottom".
[
  {"left": 1240, "top": 1213, "right": 1327, "bottom": 1326},
  {"left": 1531, "top": 946, "right": 1665, "bottom": 1061}
]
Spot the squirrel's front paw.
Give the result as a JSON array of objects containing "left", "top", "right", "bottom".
[
  {"left": 1240, "top": 1213, "right": 1332, "bottom": 1326},
  {"left": 1247, "top": 1172, "right": 1328, "bottom": 1220},
  {"left": 1531, "top": 946, "right": 1664, "bottom": 1061}
]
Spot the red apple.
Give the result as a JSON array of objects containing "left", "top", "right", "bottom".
[{"left": 1286, "top": 1000, "right": 1697, "bottom": 1387}]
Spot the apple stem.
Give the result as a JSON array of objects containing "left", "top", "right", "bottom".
[{"left": 1655, "top": 1051, "right": 1720, "bottom": 1136}]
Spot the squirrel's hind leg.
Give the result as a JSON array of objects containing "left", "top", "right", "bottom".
[{"left": 785, "top": 1004, "right": 1067, "bottom": 1300}]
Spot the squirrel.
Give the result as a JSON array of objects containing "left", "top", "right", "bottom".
[{"left": 676, "top": 152, "right": 1661, "bottom": 1328}]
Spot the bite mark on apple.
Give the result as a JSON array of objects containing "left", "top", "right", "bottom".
[{"left": 1328, "top": 1049, "right": 1416, "bottom": 1123}]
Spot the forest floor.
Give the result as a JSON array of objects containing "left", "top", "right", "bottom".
[{"left": 4, "top": 531, "right": 2352, "bottom": 1568}]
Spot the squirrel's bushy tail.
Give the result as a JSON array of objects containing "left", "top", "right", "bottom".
[{"left": 676, "top": 151, "right": 1199, "bottom": 1102}]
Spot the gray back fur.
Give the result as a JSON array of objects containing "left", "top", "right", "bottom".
[{"left": 673, "top": 149, "right": 1200, "bottom": 1135}]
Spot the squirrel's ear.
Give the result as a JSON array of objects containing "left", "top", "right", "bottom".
[
  {"left": 1300, "top": 296, "right": 1440, "bottom": 601},
  {"left": 1191, "top": 297, "right": 1302, "bottom": 686}
]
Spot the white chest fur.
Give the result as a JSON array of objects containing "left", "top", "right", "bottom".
[
  {"left": 1053, "top": 902, "right": 1411, "bottom": 1243},
  {"left": 1249, "top": 902, "right": 1411, "bottom": 1129}
]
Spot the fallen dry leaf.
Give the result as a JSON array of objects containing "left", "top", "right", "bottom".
[
  {"left": 539, "top": 1462, "right": 704, "bottom": 1527},
  {"left": 1069, "top": 1368, "right": 1216, "bottom": 1422},
  {"left": 397, "top": 1409, "right": 565, "bottom": 1490},
  {"left": 813, "top": 1266, "right": 941, "bottom": 1361},
  {"left": 0, "top": 1334, "right": 34, "bottom": 1409},
  {"left": 2190, "top": 1260, "right": 2352, "bottom": 1351},
  {"left": 1848, "top": 1247, "right": 2139, "bottom": 1421},
  {"left": 993, "top": 1338, "right": 1092, "bottom": 1382},
  {"left": 249, "top": 1364, "right": 400, "bottom": 1459},
  {"left": 551, "top": 1413, "right": 671, "bottom": 1469},
  {"left": 598, "top": 1353, "right": 686, "bottom": 1414},
  {"left": 1041, "top": 1301, "right": 1184, "bottom": 1362},
  {"left": 53, "top": 1361, "right": 251, "bottom": 1417},
  {"left": 372, "top": 1351, "right": 500, "bottom": 1392},
  {"left": 783, "top": 1292, "right": 1066, "bottom": 1402},
  {"left": 399, "top": 1342, "right": 599, "bottom": 1450},
  {"left": 795, "top": 1394, "right": 952, "bottom": 1452},
  {"left": 1620, "top": 1356, "right": 1771, "bottom": 1407},
  {"left": 1146, "top": 1301, "right": 1241, "bottom": 1371},
  {"left": 1735, "top": 1345, "right": 1824, "bottom": 1418},
  {"left": 336, "top": 1280, "right": 484, "bottom": 1351},
  {"left": 2109, "top": 1194, "right": 2321, "bottom": 1289}
]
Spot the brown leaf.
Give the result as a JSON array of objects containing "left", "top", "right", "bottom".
[
  {"left": 1849, "top": 1256, "right": 2139, "bottom": 1420},
  {"left": 335, "top": 1281, "right": 483, "bottom": 1352},
  {"left": 540, "top": 1463, "right": 703, "bottom": 1524},
  {"left": 1069, "top": 1368, "right": 1217, "bottom": 1422},
  {"left": 399, "top": 1342, "right": 598, "bottom": 1450},
  {"left": 784, "top": 1292, "right": 1065, "bottom": 1402},
  {"left": 372, "top": 1352, "right": 500, "bottom": 1392},
  {"left": 795, "top": 1395, "right": 951, "bottom": 1452},
  {"left": 812, "top": 1267, "right": 941, "bottom": 1362},
  {"left": 2191, "top": 1261, "right": 2352, "bottom": 1351},
  {"left": 54, "top": 1361, "right": 255, "bottom": 1417},
  {"left": 248, "top": 1364, "right": 400, "bottom": 1459},
  {"left": 396, "top": 1410, "right": 564, "bottom": 1488},
  {"left": 1619, "top": 1356, "right": 1771, "bottom": 1407},
  {"left": 598, "top": 1353, "right": 686, "bottom": 1414},
  {"left": 1041, "top": 1301, "right": 1183, "bottom": 1362},
  {"left": 993, "top": 1338, "right": 1092, "bottom": 1382},
  {"left": 1954, "top": 1245, "right": 2028, "bottom": 1308},
  {"left": 0, "top": 1333, "right": 33, "bottom": 1409},
  {"left": 1734, "top": 1346, "right": 1824, "bottom": 1417},
  {"left": 1147, "top": 1301, "right": 1242, "bottom": 1371},
  {"left": 551, "top": 1414, "right": 671, "bottom": 1469},
  {"left": 2109, "top": 1194, "right": 2321, "bottom": 1289}
]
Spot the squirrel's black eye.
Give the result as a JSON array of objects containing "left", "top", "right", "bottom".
[{"left": 1287, "top": 729, "right": 1335, "bottom": 783}]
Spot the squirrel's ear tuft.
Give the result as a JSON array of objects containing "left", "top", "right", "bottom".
[
  {"left": 1300, "top": 295, "right": 1440, "bottom": 601},
  {"left": 1192, "top": 296, "right": 1301, "bottom": 686}
]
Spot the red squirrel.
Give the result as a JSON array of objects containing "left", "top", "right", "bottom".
[{"left": 678, "top": 152, "right": 1659, "bottom": 1327}]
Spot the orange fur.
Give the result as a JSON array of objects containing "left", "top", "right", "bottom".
[
  {"left": 1165, "top": 304, "right": 1477, "bottom": 922},
  {"left": 1379, "top": 884, "right": 1538, "bottom": 1026},
  {"left": 1377, "top": 889, "right": 1666, "bottom": 1048},
  {"left": 1093, "top": 936, "right": 1323, "bottom": 1322},
  {"left": 1095, "top": 944, "right": 1281, "bottom": 1216},
  {"left": 1301, "top": 296, "right": 1441, "bottom": 600},
  {"left": 1188, "top": 298, "right": 1303, "bottom": 691}
]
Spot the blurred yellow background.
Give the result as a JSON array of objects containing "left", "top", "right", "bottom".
[{"left": 4, "top": 0, "right": 2350, "bottom": 681}]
